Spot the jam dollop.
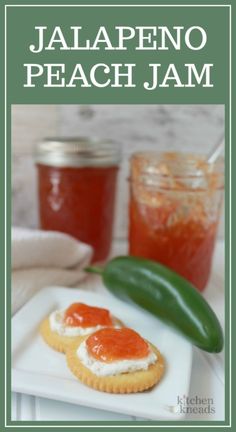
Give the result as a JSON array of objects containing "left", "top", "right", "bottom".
[
  {"left": 64, "top": 303, "right": 113, "bottom": 328},
  {"left": 86, "top": 328, "right": 149, "bottom": 362}
]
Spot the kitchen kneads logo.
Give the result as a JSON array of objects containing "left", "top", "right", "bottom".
[{"left": 170, "top": 395, "right": 216, "bottom": 415}]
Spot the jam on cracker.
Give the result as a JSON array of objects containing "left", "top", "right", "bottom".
[
  {"left": 86, "top": 328, "right": 149, "bottom": 362},
  {"left": 64, "top": 303, "right": 113, "bottom": 328}
]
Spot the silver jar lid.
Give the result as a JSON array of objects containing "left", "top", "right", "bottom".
[{"left": 35, "top": 137, "right": 121, "bottom": 167}]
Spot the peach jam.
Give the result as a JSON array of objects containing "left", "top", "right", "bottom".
[
  {"left": 35, "top": 138, "right": 120, "bottom": 262},
  {"left": 64, "top": 303, "right": 113, "bottom": 327},
  {"left": 129, "top": 152, "right": 224, "bottom": 291},
  {"left": 86, "top": 328, "right": 149, "bottom": 362}
]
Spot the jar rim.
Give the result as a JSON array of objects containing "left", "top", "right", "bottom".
[
  {"left": 35, "top": 137, "right": 121, "bottom": 168},
  {"left": 130, "top": 151, "right": 224, "bottom": 191},
  {"left": 130, "top": 151, "right": 224, "bottom": 177}
]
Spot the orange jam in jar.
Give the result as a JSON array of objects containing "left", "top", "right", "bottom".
[
  {"left": 129, "top": 152, "right": 224, "bottom": 291},
  {"left": 86, "top": 328, "right": 149, "bottom": 362},
  {"left": 35, "top": 138, "right": 120, "bottom": 262},
  {"left": 64, "top": 303, "right": 113, "bottom": 327}
]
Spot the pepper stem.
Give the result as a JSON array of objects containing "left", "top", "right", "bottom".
[{"left": 85, "top": 266, "right": 104, "bottom": 275}]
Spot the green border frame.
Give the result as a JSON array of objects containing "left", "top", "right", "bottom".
[{"left": 2, "top": 1, "right": 234, "bottom": 430}]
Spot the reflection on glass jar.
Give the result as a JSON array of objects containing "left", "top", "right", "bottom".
[
  {"left": 35, "top": 138, "right": 120, "bottom": 263},
  {"left": 129, "top": 152, "right": 224, "bottom": 291}
]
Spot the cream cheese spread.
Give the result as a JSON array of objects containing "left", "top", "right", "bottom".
[
  {"left": 49, "top": 309, "right": 120, "bottom": 337},
  {"left": 77, "top": 340, "right": 157, "bottom": 376}
]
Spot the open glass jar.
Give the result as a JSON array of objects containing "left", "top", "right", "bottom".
[
  {"left": 35, "top": 138, "right": 120, "bottom": 262},
  {"left": 129, "top": 152, "right": 224, "bottom": 291}
]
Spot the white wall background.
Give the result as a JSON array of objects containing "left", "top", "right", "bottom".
[{"left": 12, "top": 104, "right": 224, "bottom": 238}]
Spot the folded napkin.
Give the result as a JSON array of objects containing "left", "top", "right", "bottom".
[{"left": 12, "top": 227, "right": 93, "bottom": 314}]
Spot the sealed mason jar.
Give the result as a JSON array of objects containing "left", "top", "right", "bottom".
[
  {"left": 129, "top": 152, "right": 224, "bottom": 291},
  {"left": 35, "top": 138, "right": 121, "bottom": 262}
]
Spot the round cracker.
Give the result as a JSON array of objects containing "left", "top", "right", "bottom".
[{"left": 66, "top": 340, "right": 165, "bottom": 394}]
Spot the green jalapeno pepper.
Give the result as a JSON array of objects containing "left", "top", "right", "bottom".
[{"left": 86, "top": 256, "right": 223, "bottom": 353}]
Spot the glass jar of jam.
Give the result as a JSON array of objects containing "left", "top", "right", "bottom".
[
  {"left": 35, "top": 138, "right": 120, "bottom": 262},
  {"left": 129, "top": 152, "right": 224, "bottom": 291}
]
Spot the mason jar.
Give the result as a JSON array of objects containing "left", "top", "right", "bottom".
[
  {"left": 35, "top": 138, "right": 121, "bottom": 262},
  {"left": 129, "top": 152, "right": 224, "bottom": 291}
]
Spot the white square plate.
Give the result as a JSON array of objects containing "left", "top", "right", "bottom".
[{"left": 12, "top": 286, "right": 192, "bottom": 420}]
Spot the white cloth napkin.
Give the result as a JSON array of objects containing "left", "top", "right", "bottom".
[{"left": 12, "top": 227, "right": 93, "bottom": 314}]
